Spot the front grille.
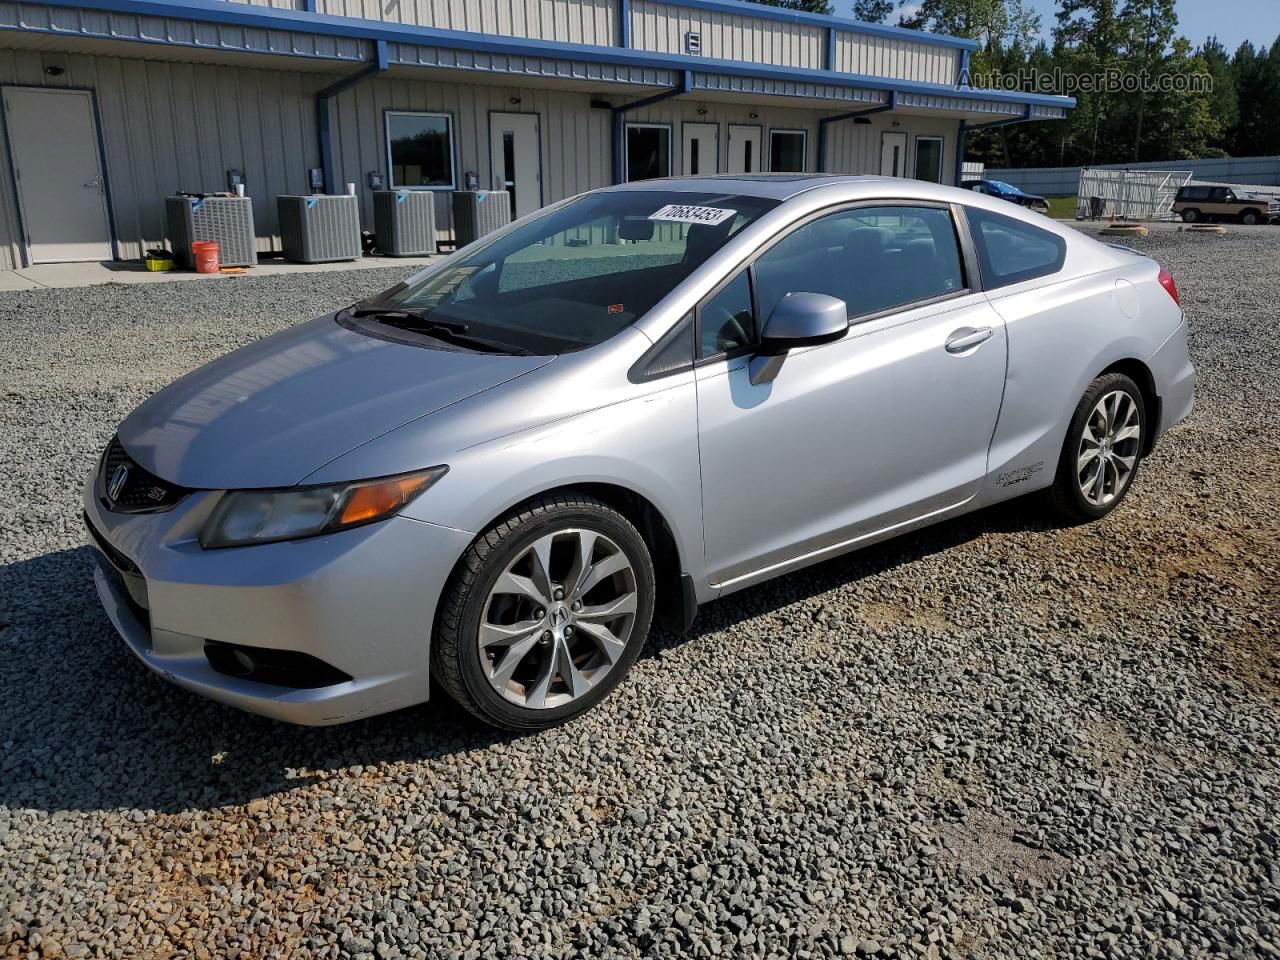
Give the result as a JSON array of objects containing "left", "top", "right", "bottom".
[{"left": 99, "top": 436, "right": 189, "bottom": 514}]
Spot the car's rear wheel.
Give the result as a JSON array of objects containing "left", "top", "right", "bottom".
[
  {"left": 433, "top": 493, "right": 655, "bottom": 730},
  {"left": 1241, "top": 209, "right": 1262, "bottom": 226},
  {"left": 1048, "top": 373, "right": 1146, "bottom": 523},
  {"left": 1180, "top": 208, "right": 1200, "bottom": 223}
]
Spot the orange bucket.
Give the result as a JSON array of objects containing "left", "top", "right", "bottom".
[{"left": 191, "top": 241, "right": 220, "bottom": 274}]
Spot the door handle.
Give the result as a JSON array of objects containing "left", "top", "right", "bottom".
[
  {"left": 83, "top": 176, "right": 102, "bottom": 190},
  {"left": 945, "top": 326, "right": 993, "bottom": 353}
]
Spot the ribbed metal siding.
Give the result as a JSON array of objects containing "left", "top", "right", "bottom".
[
  {"left": 325, "top": 75, "right": 612, "bottom": 241},
  {"left": 222, "top": 0, "right": 306, "bottom": 9},
  {"left": 823, "top": 113, "right": 959, "bottom": 183},
  {"left": 630, "top": 0, "right": 824, "bottom": 68},
  {"left": 835, "top": 32, "right": 960, "bottom": 86},
  {"left": 0, "top": 48, "right": 326, "bottom": 269},
  {"left": 317, "top": 0, "right": 616, "bottom": 45},
  {"left": 387, "top": 41, "right": 676, "bottom": 86}
]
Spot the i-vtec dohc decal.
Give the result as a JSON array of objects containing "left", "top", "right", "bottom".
[{"left": 997, "top": 462, "right": 1045, "bottom": 487}]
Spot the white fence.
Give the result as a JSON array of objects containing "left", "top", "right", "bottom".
[
  {"left": 1075, "top": 168, "right": 1192, "bottom": 221},
  {"left": 988, "top": 155, "right": 1280, "bottom": 197}
]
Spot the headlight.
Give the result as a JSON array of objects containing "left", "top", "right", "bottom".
[{"left": 199, "top": 467, "right": 447, "bottom": 549}]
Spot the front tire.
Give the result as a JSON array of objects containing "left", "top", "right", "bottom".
[
  {"left": 1048, "top": 373, "right": 1146, "bottom": 523},
  {"left": 1241, "top": 209, "right": 1262, "bottom": 226},
  {"left": 432, "top": 493, "right": 655, "bottom": 730}
]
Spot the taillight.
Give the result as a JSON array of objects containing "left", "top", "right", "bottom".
[{"left": 1157, "top": 265, "right": 1179, "bottom": 306}]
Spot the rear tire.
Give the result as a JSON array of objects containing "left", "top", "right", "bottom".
[
  {"left": 1180, "top": 208, "right": 1199, "bottom": 223},
  {"left": 432, "top": 493, "right": 655, "bottom": 730},
  {"left": 1048, "top": 373, "right": 1147, "bottom": 523}
]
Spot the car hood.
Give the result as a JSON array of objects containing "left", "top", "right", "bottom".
[{"left": 117, "top": 315, "right": 553, "bottom": 489}]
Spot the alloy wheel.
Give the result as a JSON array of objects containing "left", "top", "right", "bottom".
[
  {"left": 479, "top": 528, "right": 637, "bottom": 709},
  {"left": 1077, "top": 389, "right": 1141, "bottom": 507}
]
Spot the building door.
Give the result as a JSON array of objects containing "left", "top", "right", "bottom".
[
  {"left": 880, "top": 131, "right": 908, "bottom": 178},
  {"left": 3, "top": 87, "right": 113, "bottom": 263},
  {"left": 489, "top": 112, "right": 541, "bottom": 220},
  {"left": 726, "top": 124, "right": 762, "bottom": 175},
  {"left": 681, "top": 122, "right": 719, "bottom": 176}
]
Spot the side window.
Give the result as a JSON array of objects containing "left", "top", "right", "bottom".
[
  {"left": 967, "top": 207, "right": 1066, "bottom": 290},
  {"left": 1208, "top": 187, "right": 1230, "bottom": 202},
  {"left": 699, "top": 270, "right": 755, "bottom": 358},
  {"left": 754, "top": 205, "right": 966, "bottom": 323}
]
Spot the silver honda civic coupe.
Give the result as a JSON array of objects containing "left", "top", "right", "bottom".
[{"left": 84, "top": 175, "right": 1194, "bottom": 730}]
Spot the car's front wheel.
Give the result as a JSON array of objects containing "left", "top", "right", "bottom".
[
  {"left": 433, "top": 492, "right": 655, "bottom": 730},
  {"left": 1048, "top": 373, "right": 1147, "bottom": 523},
  {"left": 1241, "top": 209, "right": 1262, "bottom": 226}
]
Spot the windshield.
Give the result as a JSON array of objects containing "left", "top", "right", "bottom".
[
  {"left": 988, "top": 180, "right": 1018, "bottom": 193},
  {"left": 361, "top": 190, "right": 778, "bottom": 354}
]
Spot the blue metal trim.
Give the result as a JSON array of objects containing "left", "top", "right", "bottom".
[
  {"left": 958, "top": 48, "right": 971, "bottom": 87},
  {"left": 611, "top": 71, "right": 691, "bottom": 184},
  {"left": 316, "top": 39, "right": 388, "bottom": 194},
  {"left": 953, "top": 119, "right": 967, "bottom": 185},
  {"left": 816, "top": 91, "right": 896, "bottom": 172},
  {"left": 303, "top": 0, "right": 316, "bottom": 10},
  {"left": 825, "top": 26, "right": 835, "bottom": 72},
  {"left": 28, "top": 0, "right": 1071, "bottom": 109},
  {"left": 618, "top": 0, "right": 631, "bottom": 48}
]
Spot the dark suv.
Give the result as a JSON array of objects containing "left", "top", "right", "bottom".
[{"left": 1171, "top": 185, "right": 1279, "bottom": 225}]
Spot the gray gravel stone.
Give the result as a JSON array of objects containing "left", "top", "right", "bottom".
[{"left": 1, "top": 226, "right": 1278, "bottom": 958}]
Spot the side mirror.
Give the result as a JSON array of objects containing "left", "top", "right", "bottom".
[{"left": 749, "top": 292, "right": 849, "bottom": 386}]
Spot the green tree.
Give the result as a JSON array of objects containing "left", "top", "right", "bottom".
[
  {"left": 851, "top": 0, "right": 894, "bottom": 22},
  {"left": 899, "top": 0, "right": 1040, "bottom": 51},
  {"left": 1200, "top": 36, "right": 1239, "bottom": 147},
  {"left": 1118, "top": 0, "right": 1177, "bottom": 161}
]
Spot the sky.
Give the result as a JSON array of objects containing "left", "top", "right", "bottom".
[{"left": 859, "top": 0, "right": 1280, "bottom": 53}]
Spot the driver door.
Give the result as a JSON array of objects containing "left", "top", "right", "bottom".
[{"left": 694, "top": 203, "right": 1008, "bottom": 589}]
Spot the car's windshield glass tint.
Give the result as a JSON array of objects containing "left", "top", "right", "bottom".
[{"left": 365, "top": 191, "right": 778, "bottom": 354}]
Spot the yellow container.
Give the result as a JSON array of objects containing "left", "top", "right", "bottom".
[{"left": 144, "top": 256, "right": 174, "bottom": 272}]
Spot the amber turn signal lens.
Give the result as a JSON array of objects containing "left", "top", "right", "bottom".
[{"left": 338, "top": 473, "right": 436, "bottom": 526}]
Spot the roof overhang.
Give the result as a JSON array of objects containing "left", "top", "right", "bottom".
[{"left": 2, "top": 0, "right": 1074, "bottom": 118}]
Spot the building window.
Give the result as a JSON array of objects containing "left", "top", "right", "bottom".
[
  {"left": 914, "top": 136, "right": 944, "bottom": 184},
  {"left": 626, "top": 124, "right": 671, "bottom": 182},
  {"left": 769, "top": 130, "right": 807, "bottom": 172},
  {"left": 386, "top": 111, "right": 455, "bottom": 189}
]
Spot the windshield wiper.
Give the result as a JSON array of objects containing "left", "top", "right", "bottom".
[{"left": 346, "top": 306, "right": 530, "bottom": 355}]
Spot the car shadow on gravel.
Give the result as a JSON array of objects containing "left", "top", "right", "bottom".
[
  {"left": 649, "top": 495, "right": 1067, "bottom": 653},
  {"left": 0, "top": 546, "right": 512, "bottom": 815},
  {"left": 0, "top": 498, "right": 1060, "bottom": 815}
]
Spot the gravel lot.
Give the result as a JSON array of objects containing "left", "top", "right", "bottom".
[{"left": 2, "top": 225, "right": 1278, "bottom": 960}]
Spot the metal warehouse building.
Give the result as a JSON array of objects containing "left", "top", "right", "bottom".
[{"left": 0, "top": 0, "right": 1074, "bottom": 268}]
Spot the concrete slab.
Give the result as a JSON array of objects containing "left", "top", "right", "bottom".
[{"left": 1, "top": 254, "right": 440, "bottom": 291}]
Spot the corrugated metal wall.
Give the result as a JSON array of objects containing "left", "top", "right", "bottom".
[
  {"left": 0, "top": 48, "right": 327, "bottom": 268},
  {"left": 629, "top": 0, "right": 824, "bottom": 69},
  {"left": 315, "top": 0, "right": 617, "bottom": 45},
  {"left": 823, "top": 112, "right": 958, "bottom": 183},
  {"left": 327, "top": 76, "right": 610, "bottom": 235},
  {"left": 0, "top": 40, "right": 961, "bottom": 269},
  {"left": 836, "top": 32, "right": 959, "bottom": 85}
]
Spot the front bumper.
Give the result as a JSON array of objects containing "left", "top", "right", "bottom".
[{"left": 83, "top": 474, "right": 474, "bottom": 725}]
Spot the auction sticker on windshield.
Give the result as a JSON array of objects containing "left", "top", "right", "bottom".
[{"left": 648, "top": 204, "right": 737, "bottom": 226}]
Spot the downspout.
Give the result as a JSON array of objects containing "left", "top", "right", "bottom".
[
  {"left": 610, "top": 70, "right": 692, "bottom": 185},
  {"left": 953, "top": 120, "right": 966, "bottom": 186},
  {"left": 617, "top": 0, "right": 631, "bottom": 48},
  {"left": 816, "top": 91, "right": 896, "bottom": 174},
  {"left": 315, "top": 39, "right": 388, "bottom": 195}
]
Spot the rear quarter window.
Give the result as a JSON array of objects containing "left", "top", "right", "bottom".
[{"left": 966, "top": 208, "right": 1066, "bottom": 290}]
